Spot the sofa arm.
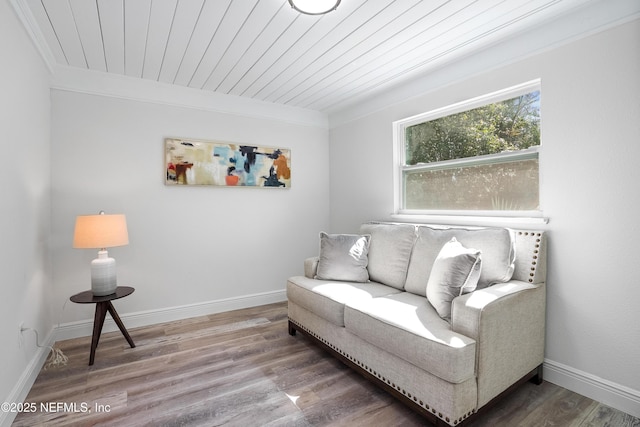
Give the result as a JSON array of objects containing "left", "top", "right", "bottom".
[
  {"left": 451, "top": 280, "right": 546, "bottom": 408},
  {"left": 304, "top": 256, "right": 319, "bottom": 279}
]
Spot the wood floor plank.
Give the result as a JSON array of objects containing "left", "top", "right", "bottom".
[
  {"left": 514, "top": 387, "right": 599, "bottom": 427},
  {"left": 582, "top": 404, "right": 640, "bottom": 427},
  {"left": 12, "top": 302, "right": 640, "bottom": 427}
]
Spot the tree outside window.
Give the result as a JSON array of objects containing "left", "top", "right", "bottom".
[{"left": 396, "top": 84, "right": 540, "bottom": 213}]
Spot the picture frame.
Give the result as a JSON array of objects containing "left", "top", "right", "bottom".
[{"left": 165, "top": 138, "right": 291, "bottom": 188}]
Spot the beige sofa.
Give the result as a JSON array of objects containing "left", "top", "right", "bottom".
[{"left": 287, "top": 222, "right": 547, "bottom": 426}]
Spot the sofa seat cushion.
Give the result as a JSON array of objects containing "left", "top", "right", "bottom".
[
  {"left": 344, "top": 292, "right": 476, "bottom": 383},
  {"left": 287, "top": 276, "right": 401, "bottom": 327},
  {"left": 405, "top": 226, "right": 515, "bottom": 295}
]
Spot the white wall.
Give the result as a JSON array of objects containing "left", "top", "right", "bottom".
[
  {"left": 0, "top": 0, "right": 53, "bottom": 420},
  {"left": 50, "top": 91, "right": 330, "bottom": 325},
  {"left": 328, "top": 18, "right": 640, "bottom": 416},
  {"left": 4, "top": 0, "right": 638, "bottom": 419}
]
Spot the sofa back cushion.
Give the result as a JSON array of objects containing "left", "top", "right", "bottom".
[
  {"left": 359, "top": 222, "right": 416, "bottom": 289},
  {"left": 405, "top": 226, "right": 515, "bottom": 296}
]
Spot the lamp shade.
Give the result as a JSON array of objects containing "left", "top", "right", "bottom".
[
  {"left": 288, "top": 0, "right": 340, "bottom": 15},
  {"left": 73, "top": 213, "right": 129, "bottom": 249}
]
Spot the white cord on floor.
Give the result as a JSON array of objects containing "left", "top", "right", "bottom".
[{"left": 22, "top": 327, "right": 68, "bottom": 370}]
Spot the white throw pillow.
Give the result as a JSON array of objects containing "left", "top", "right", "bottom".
[
  {"left": 426, "top": 238, "right": 482, "bottom": 321},
  {"left": 315, "top": 232, "right": 371, "bottom": 282}
]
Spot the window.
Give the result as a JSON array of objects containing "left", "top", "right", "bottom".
[{"left": 393, "top": 80, "right": 541, "bottom": 217}]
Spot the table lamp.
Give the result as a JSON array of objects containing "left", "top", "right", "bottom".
[{"left": 73, "top": 211, "right": 129, "bottom": 296}]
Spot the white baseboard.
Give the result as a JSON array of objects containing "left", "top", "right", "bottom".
[
  {"left": 544, "top": 359, "right": 640, "bottom": 418},
  {"left": 55, "top": 289, "right": 287, "bottom": 341},
  {"left": 15, "top": 297, "right": 638, "bottom": 424},
  {"left": 2, "top": 290, "right": 286, "bottom": 427},
  {"left": 0, "top": 330, "right": 54, "bottom": 427}
]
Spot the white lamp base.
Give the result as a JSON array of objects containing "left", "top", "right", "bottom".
[{"left": 91, "top": 250, "right": 118, "bottom": 296}]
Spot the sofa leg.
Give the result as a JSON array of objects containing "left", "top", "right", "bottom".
[
  {"left": 288, "top": 320, "right": 297, "bottom": 336},
  {"left": 530, "top": 364, "right": 544, "bottom": 385}
]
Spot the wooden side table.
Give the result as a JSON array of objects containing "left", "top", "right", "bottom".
[{"left": 70, "top": 286, "right": 136, "bottom": 365}]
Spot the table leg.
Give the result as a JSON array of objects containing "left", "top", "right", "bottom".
[
  {"left": 89, "top": 302, "right": 109, "bottom": 366},
  {"left": 106, "top": 301, "right": 136, "bottom": 349}
]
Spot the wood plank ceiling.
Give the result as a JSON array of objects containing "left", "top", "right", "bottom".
[{"left": 22, "top": 0, "right": 589, "bottom": 113}]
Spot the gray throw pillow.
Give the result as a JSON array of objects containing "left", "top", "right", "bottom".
[
  {"left": 426, "top": 238, "right": 482, "bottom": 321},
  {"left": 315, "top": 232, "right": 371, "bottom": 282}
]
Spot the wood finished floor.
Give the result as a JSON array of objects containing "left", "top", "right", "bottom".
[{"left": 14, "top": 302, "right": 639, "bottom": 427}]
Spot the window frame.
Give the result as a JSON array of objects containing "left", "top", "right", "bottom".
[{"left": 392, "top": 79, "right": 546, "bottom": 224}]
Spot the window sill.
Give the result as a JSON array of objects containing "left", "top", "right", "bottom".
[{"left": 390, "top": 212, "right": 549, "bottom": 228}]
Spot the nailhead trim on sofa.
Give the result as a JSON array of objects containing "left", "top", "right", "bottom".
[
  {"left": 288, "top": 318, "right": 475, "bottom": 425},
  {"left": 517, "top": 231, "right": 542, "bottom": 283}
]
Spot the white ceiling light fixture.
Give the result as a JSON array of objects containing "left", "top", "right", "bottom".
[{"left": 288, "top": 0, "right": 341, "bottom": 15}]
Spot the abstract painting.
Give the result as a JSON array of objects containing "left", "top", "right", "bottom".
[{"left": 165, "top": 138, "right": 291, "bottom": 188}]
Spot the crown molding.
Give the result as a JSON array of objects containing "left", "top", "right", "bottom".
[
  {"left": 50, "top": 65, "right": 328, "bottom": 128},
  {"left": 327, "top": 0, "right": 640, "bottom": 128},
  {"left": 11, "top": 0, "right": 327, "bottom": 128},
  {"left": 10, "top": 0, "right": 56, "bottom": 74}
]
